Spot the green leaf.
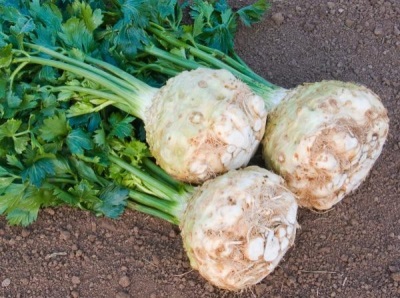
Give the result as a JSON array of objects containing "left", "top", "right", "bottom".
[
  {"left": 70, "top": 157, "right": 103, "bottom": 185},
  {"left": 121, "top": 140, "right": 151, "bottom": 166},
  {"left": 68, "top": 179, "right": 100, "bottom": 208},
  {"left": 52, "top": 157, "right": 73, "bottom": 175},
  {"left": 66, "top": 128, "right": 93, "bottom": 154},
  {"left": 59, "top": 17, "right": 96, "bottom": 53},
  {"left": 0, "top": 44, "right": 12, "bottom": 68},
  {"left": 37, "top": 66, "right": 58, "bottom": 83},
  {"left": 7, "top": 92, "right": 22, "bottom": 109},
  {"left": 0, "top": 177, "right": 17, "bottom": 193},
  {"left": 67, "top": 101, "right": 98, "bottom": 117},
  {"left": 52, "top": 187, "right": 79, "bottom": 206},
  {"left": 0, "top": 183, "right": 27, "bottom": 224},
  {"left": 93, "top": 128, "right": 106, "bottom": 148},
  {"left": 6, "top": 154, "right": 24, "bottom": 170},
  {"left": 21, "top": 158, "right": 55, "bottom": 187},
  {"left": 39, "top": 113, "right": 70, "bottom": 142},
  {"left": 0, "top": 165, "right": 10, "bottom": 176},
  {"left": 29, "top": 0, "right": 63, "bottom": 33},
  {"left": 13, "top": 135, "right": 29, "bottom": 154},
  {"left": 4, "top": 185, "right": 58, "bottom": 226},
  {"left": 0, "top": 119, "right": 22, "bottom": 140},
  {"left": 108, "top": 113, "right": 135, "bottom": 140},
  {"left": 10, "top": 16, "right": 35, "bottom": 35},
  {"left": 192, "top": 12, "right": 205, "bottom": 38},
  {"left": 5, "top": 208, "right": 39, "bottom": 226},
  {"left": 237, "top": 0, "right": 270, "bottom": 27},
  {"left": 69, "top": 0, "right": 103, "bottom": 32},
  {"left": 94, "top": 184, "right": 128, "bottom": 218}
]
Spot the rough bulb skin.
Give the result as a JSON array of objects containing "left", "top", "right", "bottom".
[
  {"left": 262, "top": 81, "right": 389, "bottom": 210},
  {"left": 145, "top": 68, "right": 267, "bottom": 184},
  {"left": 180, "top": 166, "right": 298, "bottom": 291}
]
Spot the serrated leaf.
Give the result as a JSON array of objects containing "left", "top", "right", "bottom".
[
  {"left": 94, "top": 184, "right": 128, "bottom": 218},
  {"left": 6, "top": 186, "right": 57, "bottom": 226},
  {"left": 6, "top": 154, "right": 24, "bottom": 170},
  {"left": 10, "top": 16, "right": 35, "bottom": 35},
  {"left": 192, "top": 12, "right": 205, "bottom": 38},
  {"left": 0, "top": 183, "right": 26, "bottom": 223},
  {"left": 52, "top": 187, "right": 79, "bottom": 205},
  {"left": 13, "top": 135, "right": 29, "bottom": 154},
  {"left": 112, "top": 24, "right": 149, "bottom": 58},
  {"left": 7, "top": 92, "right": 22, "bottom": 108},
  {"left": 67, "top": 101, "right": 97, "bottom": 117},
  {"left": 237, "top": 0, "right": 269, "bottom": 27},
  {"left": 0, "top": 44, "right": 12, "bottom": 68},
  {"left": 70, "top": 0, "right": 103, "bottom": 32},
  {"left": 93, "top": 128, "right": 106, "bottom": 148},
  {"left": 108, "top": 113, "right": 135, "bottom": 140},
  {"left": 5, "top": 208, "right": 39, "bottom": 226},
  {"left": 121, "top": 140, "right": 151, "bottom": 166},
  {"left": 39, "top": 113, "right": 70, "bottom": 142},
  {"left": 68, "top": 113, "right": 101, "bottom": 132},
  {"left": 0, "top": 119, "right": 22, "bottom": 140},
  {"left": 59, "top": 16, "right": 97, "bottom": 53},
  {"left": 66, "top": 128, "right": 93, "bottom": 154},
  {"left": 0, "top": 177, "right": 17, "bottom": 193},
  {"left": 21, "top": 158, "right": 55, "bottom": 187},
  {"left": 68, "top": 179, "right": 100, "bottom": 208},
  {"left": 37, "top": 65, "right": 58, "bottom": 83},
  {"left": 0, "top": 165, "right": 10, "bottom": 176},
  {"left": 29, "top": 0, "right": 63, "bottom": 33},
  {"left": 52, "top": 157, "right": 73, "bottom": 175},
  {"left": 70, "top": 157, "right": 102, "bottom": 185}
]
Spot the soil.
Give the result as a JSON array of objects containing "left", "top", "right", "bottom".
[{"left": 1, "top": 0, "right": 400, "bottom": 297}]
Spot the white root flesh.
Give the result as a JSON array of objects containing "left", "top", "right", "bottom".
[
  {"left": 145, "top": 68, "right": 267, "bottom": 184},
  {"left": 180, "top": 166, "right": 298, "bottom": 291},
  {"left": 262, "top": 80, "right": 389, "bottom": 210}
]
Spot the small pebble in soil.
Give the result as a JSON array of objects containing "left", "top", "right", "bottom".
[
  {"left": 21, "top": 229, "right": 30, "bottom": 238},
  {"left": 345, "top": 19, "right": 355, "bottom": 27},
  {"left": 374, "top": 26, "right": 384, "bottom": 36},
  {"left": 204, "top": 283, "right": 214, "bottom": 293},
  {"left": 71, "top": 276, "right": 81, "bottom": 285},
  {"left": 391, "top": 273, "right": 400, "bottom": 282},
  {"left": 394, "top": 25, "right": 400, "bottom": 36},
  {"left": 1, "top": 278, "right": 11, "bottom": 287},
  {"left": 60, "top": 230, "right": 71, "bottom": 241},
  {"left": 271, "top": 13, "right": 285, "bottom": 26},
  {"left": 119, "top": 276, "right": 130, "bottom": 288}
]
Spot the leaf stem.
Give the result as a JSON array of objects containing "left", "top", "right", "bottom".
[
  {"left": 13, "top": 56, "right": 150, "bottom": 119},
  {"left": 108, "top": 154, "right": 184, "bottom": 204},
  {"left": 126, "top": 201, "right": 179, "bottom": 225},
  {"left": 128, "top": 189, "right": 179, "bottom": 219},
  {"left": 24, "top": 43, "right": 145, "bottom": 94},
  {"left": 142, "top": 158, "right": 193, "bottom": 193}
]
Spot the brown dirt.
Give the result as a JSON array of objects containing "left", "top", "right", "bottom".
[{"left": 1, "top": 0, "right": 400, "bottom": 297}]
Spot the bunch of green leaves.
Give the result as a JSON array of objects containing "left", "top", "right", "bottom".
[
  {"left": 188, "top": 0, "right": 269, "bottom": 54},
  {"left": 0, "top": 0, "right": 162, "bottom": 226},
  {"left": 55, "top": 0, "right": 270, "bottom": 84},
  {"left": 0, "top": 81, "right": 135, "bottom": 226}
]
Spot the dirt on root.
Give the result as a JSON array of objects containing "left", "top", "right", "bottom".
[{"left": 1, "top": 0, "right": 400, "bottom": 297}]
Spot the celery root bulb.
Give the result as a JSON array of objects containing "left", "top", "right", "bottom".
[
  {"left": 180, "top": 166, "right": 298, "bottom": 290},
  {"left": 145, "top": 68, "right": 267, "bottom": 184},
  {"left": 262, "top": 81, "right": 389, "bottom": 210}
]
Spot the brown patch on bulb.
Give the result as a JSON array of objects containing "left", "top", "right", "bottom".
[
  {"left": 289, "top": 117, "right": 371, "bottom": 209},
  {"left": 198, "top": 80, "right": 208, "bottom": 88},
  {"left": 189, "top": 111, "right": 204, "bottom": 124}
]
